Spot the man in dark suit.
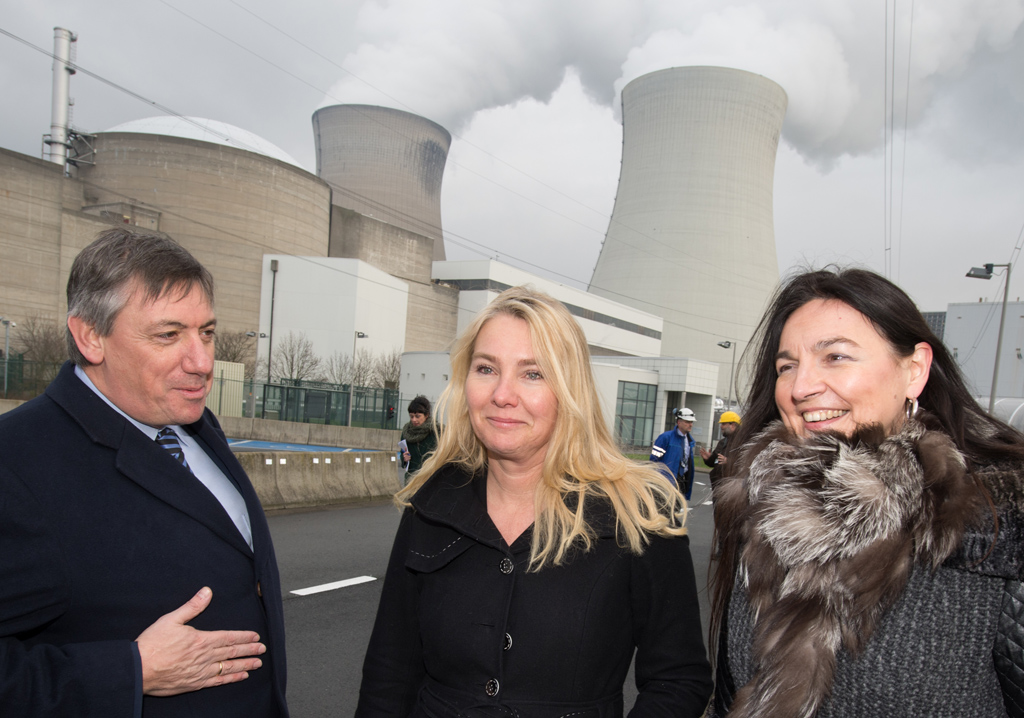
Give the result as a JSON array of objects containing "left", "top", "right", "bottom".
[{"left": 0, "top": 228, "right": 288, "bottom": 716}]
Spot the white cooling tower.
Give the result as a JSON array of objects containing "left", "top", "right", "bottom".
[{"left": 589, "top": 66, "right": 787, "bottom": 397}]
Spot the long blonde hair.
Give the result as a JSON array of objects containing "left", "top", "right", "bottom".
[{"left": 396, "top": 285, "right": 687, "bottom": 569}]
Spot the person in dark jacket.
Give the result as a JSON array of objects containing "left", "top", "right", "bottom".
[
  {"left": 400, "top": 395, "right": 438, "bottom": 483},
  {"left": 709, "top": 267, "right": 1024, "bottom": 718},
  {"left": 357, "top": 286, "right": 712, "bottom": 718},
  {"left": 0, "top": 228, "right": 287, "bottom": 717},
  {"left": 699, "top": 411, "right": 740, "bottom": 486}
]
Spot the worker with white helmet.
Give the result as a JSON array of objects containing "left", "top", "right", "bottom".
[{"left": 650, "top": 407, "right": 697, "bottom": 498}]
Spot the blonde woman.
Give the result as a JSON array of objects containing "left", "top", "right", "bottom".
[{"left": 356, "top": 286, "right": 712, "bottom": 718}]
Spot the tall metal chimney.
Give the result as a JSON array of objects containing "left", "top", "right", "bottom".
[{"left": 47, "top": 27, "right": 77, "bottom": 167}]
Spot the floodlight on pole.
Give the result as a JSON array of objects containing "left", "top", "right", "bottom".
[
  {"left": 965, "top": 262, "right": 1011, "bottom": 413},
  {"left": 348, "top": 331, "right": 368, "bottom": 427},
  {"left": 717, "top": 340, "right": 737, "bottom": 410}
]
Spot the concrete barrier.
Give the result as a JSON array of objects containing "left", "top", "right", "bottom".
[
  {"left": 0, "top": 399, "right": 25, "bottom": 416},
  {"left": 235, "top": 450, "right": 402, "bottom": 509},
  {"left": 219, "top": 415, "right": 400, "bottom": 451},
  {"left": 2, "top": 402, "right": 403, "bottom": 508}
]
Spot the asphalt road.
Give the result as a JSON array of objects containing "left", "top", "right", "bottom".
[{"left": 270, "top": 473, "right": 717, "bottom": 717}]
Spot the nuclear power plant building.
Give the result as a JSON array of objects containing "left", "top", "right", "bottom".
[
  {"left": 589, "top": 66, "right": 788, "bottom": 400},
  {"left": 5, "top": 47, "right": 804, "bottom": 445}
]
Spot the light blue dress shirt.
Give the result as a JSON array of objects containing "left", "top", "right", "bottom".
[{"left": 74, "top": 365, "right": 253, "bottom": 550}]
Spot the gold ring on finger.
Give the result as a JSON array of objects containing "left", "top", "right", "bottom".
[{"left": 217, "top": 661, "right": 224, "bottom": 676}]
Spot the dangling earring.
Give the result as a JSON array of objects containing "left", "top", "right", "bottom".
[{"left": 905, "top": 396, "right": 919, "bottom": 421}]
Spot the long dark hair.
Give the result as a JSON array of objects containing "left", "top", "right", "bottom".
[
  {"left": 709, "top": 266, "right": 1024, "bottom": 682},
  {"left": 732, "top": 266, "right": 1024, "bottom": 462}
]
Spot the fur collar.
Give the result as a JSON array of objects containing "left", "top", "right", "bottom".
[{"left": 717, "top": 416, "right": 988, "bottom": 718}]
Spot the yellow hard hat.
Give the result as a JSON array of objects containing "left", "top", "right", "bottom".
[{"left": 719, "top": 411, "right": 741, "bottom": 424}]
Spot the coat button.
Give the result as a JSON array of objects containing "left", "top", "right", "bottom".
[
  {"left": 499, "top": 557, "right": 514, "bottom": 574},
  {"left": 256, "top": 581, "right": 262, "bottom": 597},
  {"left": 485, "top": 679, "right": 500, "bottom": 696},
  {"left": 504, "top": 632, "right": 512, "bottom": 650}
]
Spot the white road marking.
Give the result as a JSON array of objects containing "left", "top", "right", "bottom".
[{"left": 291, "top": 576, "right": 377, "bottom": 596}]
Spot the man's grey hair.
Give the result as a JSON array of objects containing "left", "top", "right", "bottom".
[{"left": 66, "top": 228, "right": 215, "bottom": 367}]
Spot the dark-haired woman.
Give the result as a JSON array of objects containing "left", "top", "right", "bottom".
[
  {"left": 710, "top": 267, "right": 1024, "bottom": 717},
  {"left": 400, "top": 395, "right": 437, "bottom": 484}
]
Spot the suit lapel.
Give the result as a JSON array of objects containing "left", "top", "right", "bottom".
[
  {"left": 116, "top": 429, "right": 254, "bottom": 557},
  {"left": 48, "top": 363, "right": 253, "bottom": 558},
  {"left": 188, "top": 414, "right": 272, "bottom": 556}
]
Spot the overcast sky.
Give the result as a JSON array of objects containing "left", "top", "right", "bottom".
[{"left": 2, "top": 0, "right": 1023, "bottom": 312}]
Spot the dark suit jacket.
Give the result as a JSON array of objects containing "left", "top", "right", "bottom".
[{"left": 0, "top": 363, "right": 288, "bottom": 717}]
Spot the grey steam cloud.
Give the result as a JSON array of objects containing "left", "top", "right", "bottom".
[{"left": 322, "top": 0, "right": 1024, "bottom": 170}]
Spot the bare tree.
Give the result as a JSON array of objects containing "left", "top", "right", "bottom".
[
  {"left": 13, "top": 314, "right": 67, "bottom": 364},
  {"left": 215, "top": 330, "right": 257, "bottom": 379},
  {"left": 374, "top": 348, "right": 403, "bottom": 389},
  {"left": 271, "top": 331, "right": 324, "bottom": 382},
  {"left": 322, "top": 347, "right": 377, "bottom": 387},
  {"left": 351, "top": 347, "right": 375, "bottom": 387}
]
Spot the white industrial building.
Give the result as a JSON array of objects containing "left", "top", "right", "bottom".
[
  {"left": 945, "top": 300, "right": 1024, "bottom": 402},
  {"left": 258, "top": 255, "right": 409, "bottom": 365}
]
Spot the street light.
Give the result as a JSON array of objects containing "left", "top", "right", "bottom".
[
  {"left": 1, "top": 318, "right": 15, "bottom": 399},
  {"left": 265, "top": 259, "right": 279, "bottom": 386},
  {"left": 966, "top": 262, "right": 1011, "bottom": 413},
  {"left": 244, "top": 332, "right": 267, "bottom": 418},
  {"left": 717, "top": 340, "right": 737, "bottom": 411},
  {"left": 348, "top": 331, "right": 368, "bottom": 427}
]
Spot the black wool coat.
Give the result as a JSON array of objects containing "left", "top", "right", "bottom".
[
  {"left": 0, "top": 363, "right": 288, "bottom": 718},
  {"left": 356, "top": 463, "right": 713, "bottom": 718}
]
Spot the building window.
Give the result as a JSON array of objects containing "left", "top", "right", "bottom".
[{"left": 616, "top": 381, "right": 658, "bottom": 449}]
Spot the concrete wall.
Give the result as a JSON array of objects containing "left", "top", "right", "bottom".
[
  {"left": 405, "top": 281, "right": 459, "bottom": 352},
  {"left": 329, "top": 205, "right": 434, "bottom": 283},
  {"left": 0, "top": 149, "right": 65, "bottom": 321},
  {"left": 237, "top": 450, "right": 402, "bottom": 509}
]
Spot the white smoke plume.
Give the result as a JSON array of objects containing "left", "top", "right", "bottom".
[{"left": 323, "top": 0, "right": 1024, "bottom": 167}]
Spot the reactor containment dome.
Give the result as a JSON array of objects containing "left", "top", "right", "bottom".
[{"left": 588, "top": 66, "right": 787, "bottom": 397}]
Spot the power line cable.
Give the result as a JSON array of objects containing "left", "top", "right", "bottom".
[
  {"left": 896, "top": 0, "right": 916, "bottom": 284},
  {"left": 0, "top": 21, "right": 782, "bottom": 333}
]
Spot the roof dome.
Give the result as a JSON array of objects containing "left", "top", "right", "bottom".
[{"left": 103, "top": 116, "right": 303, "bottom": 168}]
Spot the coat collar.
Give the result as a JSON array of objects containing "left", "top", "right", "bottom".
[
  {"left": 410, "top": 463, "right": 619, "bottom": 548},
  {"left": 718, "top": 415, "right": 993, "bottom": 718},
  {"left": 47, "top": 362, "right": 254, "bottom": 557}
]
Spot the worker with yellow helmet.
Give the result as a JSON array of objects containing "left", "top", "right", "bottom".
[{"left": 700, "top": 411, "right": 741, "bottom": 485}]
